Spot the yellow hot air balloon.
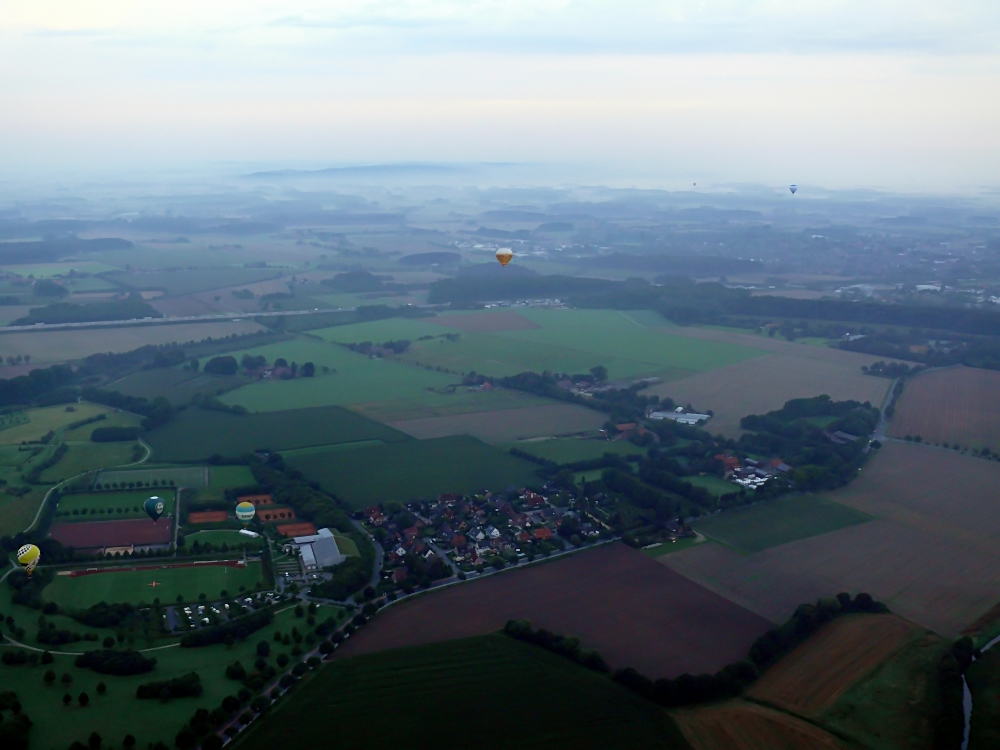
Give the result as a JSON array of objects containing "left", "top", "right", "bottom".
[
  {"left": 235, "top": 501, "right": 256, "bottom": 527},
  {"left": 16, "top": 544, "right": 40, "bottom": 576},
  {"left": 495, "top": 247, "right": 513, "bottom": 267}
]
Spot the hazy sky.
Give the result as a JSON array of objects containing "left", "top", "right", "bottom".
[{"left": 2, "top": 1, "right": 999, "bottom": 192}]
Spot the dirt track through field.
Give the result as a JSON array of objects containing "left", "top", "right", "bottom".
[
  {"left": 664, "top": 442, "right": 1000, "bottom": 636},
  {"left": 747, "top": 614, "right": 916, "bottom": 714},
  {"left": 389, "top": 403, "right": 606, "bottom": 442},
  {"left": 333, "top": 543, "right": 773, "bottom": 679},
  {"left": 672, "top": 700, "right": 847, "bottom": 750},
  {"left": 890, "top": 366, "right": 1000, "bottom": 450}
]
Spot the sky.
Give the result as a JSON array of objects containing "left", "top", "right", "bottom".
[{"left": 1, "top": 1, "right": 999, "bottom": 192}]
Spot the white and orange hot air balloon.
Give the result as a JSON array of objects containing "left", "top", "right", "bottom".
[{"left": 495, "top": 247, "right": 513, "bottom": 267}]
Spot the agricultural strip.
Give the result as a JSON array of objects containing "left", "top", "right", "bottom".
[
  {"left": 389, "top": 403, "right": 606, "bottom": 442},
  {"left": 42, "top": 561, "right": 263, "bottom": 609},
  {"left": 55, "top": 490, "right": 175, "bottom": 522},
  {"left": 238, "top": 634, "right": 689, "bottom": 750},
  {"left": 647, "top": 352, "right": 892, "bottom": 437},
  {"left": 746, "top": 614, "right": 917, "bottom": 715},
  {"left": 49, "top": 518, "right": 173, "bottom": 549},
  {"left": 664, "top": 442, "right": 1000, "bottom": 635},
  {"left": 671, "top": 700, "right": 846, "bottom": 750},
  {"left": 0, "top": 320, "right": 267, "bottom": 363},
  {"left": 145, "top": 405, "right": 410, "bottom": 462},
  {"left": 285, "top": 435, "right": 539, "bottom": 508},
  {"left": 889, "top": 366, "right": 1000, "bottom": 451},
  {"left": 97, "top": 466, "right": 210, "bottom": 487},
  {"left": 107, "top": 367, "right": 246, "bottom": 402},
  {"left": 0, "top": 403, "right": 115, "bottom": 445},
  {"left": 39, "top": 442, "right": 139, "bottom": 483},
  {"left": 429, "top": 309, "right": 542, "bottom": 332},
  {"left": 333, "top": 543, "right": 772, "bottom": 679},
  {"left": 692, "top": 496, "right": 872, "bottom": 554},
  {"left": 105, "top": 267, "right": 282, "bottom": 296},
  {"left": 499, "top": 437, "right": 641, "bottom": 464}
]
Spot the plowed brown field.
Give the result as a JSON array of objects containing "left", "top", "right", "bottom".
[
  {"left": 664, "top": 442, "right": 1000, "bottom": 636},
  {"left": 334, "top": 542, "right": 773, "bottom": 679},
  {"left": 673, "top": 701, "right": 846, "bottom": 750},
  {"left": 747, "top": 614, "right": 916, "bottom": 714},
  {"left": 889, "top": 366, "right": 1000, "bottom": 451}
]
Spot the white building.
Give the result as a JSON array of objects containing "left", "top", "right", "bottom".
[
  {"left": 648, "top": 411, "right": 711, "bottom": 425},
  {"left": 288, "top": 528, "right": 347, "bottom": 573}
]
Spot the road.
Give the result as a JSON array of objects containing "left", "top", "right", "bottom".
[
  {"left": 350, "top": 519, "right": 383, "bottom": 590},
  {"left": 872, "top": 376, "right": 899, "bottom": 444}
]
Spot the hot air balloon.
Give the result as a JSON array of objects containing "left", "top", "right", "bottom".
[
  {"left": 495, "top": 247, "right": 513, "bottom": 267},
  {"left": 144, "top": 496, "right": 165, "bottom": 523},
  {"left": 789, "top": 184, "right": 798, "bottom": 194},
  {"left": 235, "top": 501, "right": 256, "bottom": 527},
  {"left": 16, "top": 544, "right": 40, "bottom": 576}
]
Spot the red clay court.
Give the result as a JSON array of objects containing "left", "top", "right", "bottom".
[
  {"left": 188, "top": 511, "right": 229, "bottom": 524},
  {"left": 50, "top": 519, "right": 173, "bottom": 549},
  {"left": 277, "top": 522, "right": 316, "bottom": 537}
]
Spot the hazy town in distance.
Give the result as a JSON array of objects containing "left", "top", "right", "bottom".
[{"left": 2, "top": 3, "right": 1000, "bottom": 750}]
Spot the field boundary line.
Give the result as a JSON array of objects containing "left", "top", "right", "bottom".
[{"left": 739, "top": 696, "right": 874, "bottom": 750}]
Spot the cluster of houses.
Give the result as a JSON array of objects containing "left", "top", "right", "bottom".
[
  {"left": 363, "top": 488, "right": 602, "bottom": 576},
  {"left": 715, "top": 454, "right": 793, "bottom": 490},
  {"left": 557, "top": 376, "right": 662, "bottom": 398}
]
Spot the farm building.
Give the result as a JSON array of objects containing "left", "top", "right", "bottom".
[
  {"left": 649, "top": 409, "right": 711, "bottom": 425},
  {"left": 286, "top": 528, "right": 347, "bottom": 573}
]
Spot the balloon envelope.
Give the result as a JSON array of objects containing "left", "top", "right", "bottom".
[
  {"left": 789, "top": 184, "right": 798, "bottom": 194},
  {"left": 235, "top": 501, "right": 256, "bottom": 525},
  {"left": 495, "top": 248, "right": 513, "bottom": 267},
  {"left": 144, "top": 496, "right": 165, "bottom": 523},
  {"left": 16, "top": 544, "right": 40, "bottom": 575}
]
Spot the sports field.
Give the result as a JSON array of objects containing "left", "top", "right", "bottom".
[
  {"left": 890, "top": 366, "right": 1000, "bottom": 451},
  {"left": 390, "top": 403, "right": 606, "bottom": 442},
  {"left": 96, "top": 465, "right": 210, "bottom": 488},
  {"left": 672, "top": 700, "right": 844, "bottom": 750},
  {"left": 43, "top": 561, "right": 265, "bottom": 608},
  {"left": 692, "top": 496, "right": 872, "bottom": 554},
  {"left": 334, "top": 543, "right": 771, "bottom": 679},
  {"left": 241, "top": 634, "right": 689, "bottom": 750},
  {"left": 145, "top": 404, "right": 411, "bottom": 461},
  {"left": 665, "top": 442, "right": 1000, "bottom": 635},
  {"left": 747, "top": 614, "right": 917, "bottom": 715},
  {"left": 285, "top": 435, "right": 540, "bottom": 507},
  {"left": 54, "top": 489, "right": 175, "bottom": 522},
  {"left": 499, "top": 437, "right": 640, "bottom": 464},
  {"left": 0, "top": 320, "right": 267, "bottom": 364}
]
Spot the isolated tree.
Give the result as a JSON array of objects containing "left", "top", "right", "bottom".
[
  {"left": 63, "top": 693, "right": 72, "bottom": 706},
  {"left": 96, "top": 682, "right": 106, "bottom": 695},
  {"left": 44, "top": 669, "right": 56, "bottom": 684},
  {"left": 88, "top": 731, "right": 102, "bottom": 749},
  {"left": 123, "top": 735, "right": 136, "bottom": 749},
  {"left": 79, "top": 692, "right": 90, "bottom": 707}
]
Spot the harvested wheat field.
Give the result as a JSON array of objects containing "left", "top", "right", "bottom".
[
  {"left": 389, "top": 403, "right": 606, "bottom": 442},
  {"left": 664, "top": 442, "right": 1000, "bottom": 635},
  {"left": 648, "top": 352, "right": 892, "bottom": 436},
  {"left": 747, "top": 614, "right": 917, "bottom": 715},
  {"left": 889, "top": 366, "right": 1000, "bottom": 451},
  {"left": 430, "top": 310, "right": 541, "bottom": 333},
  {"left": 673, "top": 700, "right": 846, "bottom": 750},
  {"left": 334, "top": 543, "right": 772, "bottom": 679}
]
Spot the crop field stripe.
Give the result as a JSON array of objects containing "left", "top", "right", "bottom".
[
  {"left": 64, "top": 559, "right": 246, "bottom": 577},
  {"left": 671, "top": 700, "right": 844, "bottom": 750},
  {"left": 388, "top": 403, "right": 606, "bottom": 443}
]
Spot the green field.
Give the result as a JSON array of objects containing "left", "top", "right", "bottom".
[
  {"left": 63, "top": 410, "right": 144, "bottom": 441},
  {"left": 0, "top": 484, "right": 49, "bottom": 537},
  {"left": 184, "top": 529, "right": 264, "bottom": 550},
  {"left": 333, "top": 534, "right": 360, "bottom": 557},
  {"left": 96, "top": 465, "right": 210, "bottom": 488},
  {"left": 106, "top": 267, "right": 282, "bottom": 296},
  {"left": 145, "top": 405, "right": 411, "bottom": 462},
  {"left": 0, "top": 403, "right": 115, "bottom": 445},
  {"left": 212, "top": 338, "right": 459, "bottom": 412},
  {"left": 40, "top": 442, "right": 140, "bottom": 483},
  {"left": 236, "top": 634, "right": 688, "bottom": 750},
  {"left": 43, "top": 562, "right": 266, "bottom": 609},
  {"left": 208, "top": 465, "right": 256, "bottom": 487},
  {"left": 54, "top": 490, "right": 176, "bottom": 522},
  {"left": 641, "top": 537, "right": 707, "bottom": 558},
  {"left": 314, "top": 316, "right": 449, "bottom": 344},
  {"left": 500, "top": 437, "right": 640, "bottom": 464},
  {"left": 107, "top": 367, "right": 247, "bottom": 402},
  {"left": 686, "top": 474, "right": 740, "bottom": 498},
  {"left": 286, "top": 435, "right": 540, "bottom": 508},
  {"left": 692, "top": 496, "right": 873, "bottom": 554},
  {"left": 0, "top": 604, "right": 336, "bottom": 750}
]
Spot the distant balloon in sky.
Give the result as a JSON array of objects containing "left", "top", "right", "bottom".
[
  {"left": 144, "top": 496, "right": 165, "bottom": 523},
  {"left": 789, "top": 184, "right": 798, "bottom": 194},
  {"left": 17, "top": 544, "right": 40, "bottom": 576},
  {"left": 495, "top": 247, "right": 513, "bottom": 267},
  {"left": 692, "top": 182, "right": 696, "bottom": 187},
  {"left": 235, "top": 501, "right": 256, "bottom": 526}
]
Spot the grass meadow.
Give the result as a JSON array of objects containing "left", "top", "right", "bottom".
[
  {"left": 0, "top": 484, "right": 49, "bottom": 537},
  {"left": 692, "top": 496, "right": 872, "bottom": 554},
  {"left": 0, "top": 604, "right": 336, "bottom": 750},
  {"left": 499, "top": 437, "right": 640, "bottom": 464},
  {"left": 184, "top": 529, "right": 265, "bottom": 549},
  {"left": 0, "top": 403, "right": 113, "bottom": 445},
  {"left": 108, "top": 368, "right": 247, "bottom": 402},
  {"left": 40, "top": 442, "right": 140, "bottom": 483},
  {"left": 285, "top": 435, "right": 540, "bottom": 507},
  {"left": 236, "top": 634, "right": 688, "bottom": 750},
  {"left": 42, "top": 562, "right": 265, "bottom": 609},
  {"left": 145, "top": 405, "right": 411, "bottom": 462}
]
